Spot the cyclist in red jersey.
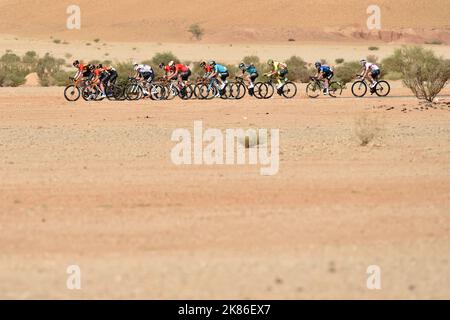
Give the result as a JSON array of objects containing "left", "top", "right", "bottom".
[
  {"left": 159, "top": 63, "right": 172, "bottom": 76},
  {"left": 92, "top": 64, "right": 108, "bottom": 97},
  {"left": 72, "top": 60, "right": 92, "bottom": 81},
  {"left": 200, "top": 61, "right": 213, "bottom": 75},
  {"left": 167, "top": 61, "right": 191, "bottom": 83}
]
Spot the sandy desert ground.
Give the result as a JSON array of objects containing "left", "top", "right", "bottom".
[
  {"left": 1, "top": 0, "right": 450, "bottom": 300},
  {"left": 0, "top": 85, "right": 449, "bottom": 299}
]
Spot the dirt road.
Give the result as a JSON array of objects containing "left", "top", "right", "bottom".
[{"left": 0, "top": 87, "right": 449, "bottom": 299}]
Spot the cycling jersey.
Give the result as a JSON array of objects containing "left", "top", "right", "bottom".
[
  {"left": 135, "top": 64, "right": 153, "bottom": 74},
  {"left": 94, "top": 67, "right": 107, "bottom": 77},
  {"left": 273, "top": 61, "right": 287, "bottom": 71},
  {"left": 175, "top": 64, "right": 189, "bottom": 73},
  {"left": 244, "top": 64, "right": 257, "bottom": 74},
  {"left": 319, "top": 65, "right": 333, "bottom": 74},
  {"left": 203, "top": 65, "right": 213, "bottom": 73},
  {"left": 365, "top": 63, "right": 379, "bottom": 72},
  {"left": 214, "top": 64, "right": 228, "bottom": 74}
]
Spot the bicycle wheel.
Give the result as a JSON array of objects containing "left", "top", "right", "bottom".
[
  {"left": 64, "top": 85, "right": 81, "bottom": 102},
  {"left": 178, "top": 84, "right": 193, "bottom": 100},
  {"left": 281, "top": 82, "right": 297, "bottom": 99},
  {"left": 82, "top": 86, "right": 97, "bottom": 101},
  {"left": 253, "top": 82, "right": 267, "bottom": 99},
  {"left": 351, "top": 81, "right": 367, "bottom": 97},
  {"left": 125, "top": 84, "right": 143, "bottom": 100},
  {"left": 375, "top": 80, "right": 390, "bottom": 97},
  {"left": 306, "top": 81, "right": 320, "bottom": 98},
  {"left": 235, "top": 83, "right": 246, "bottom": 100},
  {"left": 150, "top": 84, "right": 166, "bottom": 100},
  {"left": 165, "top": 85, "right": 178, "bottom": 100},
  {"left": 193, "top": 84, "right": 204, "bottom": 99},
  {"left": 328, "top": 81, "right": 343, "bottom": 98},
  {"left": 114, "top": 85, "right": 126, "bottom": 101},
  {"left": 264, "top": 83, "right": 275, "bottom": 99}
]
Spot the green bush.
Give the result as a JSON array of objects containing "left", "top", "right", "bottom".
[
  {"left": 1, "top": 53, "right": 21, "bottom": 64},
  {"left": 0, "top": 52, "right": 33, "bottom": 87},
  {"left": 285, "top": 56, "right": 309, "bottom": 82},
  {"left": 335, "top": 58, "right": 345, "bottom": 64},
  {"left": 334, "top": 61, "right": 361, "bottom": 84},
  {"left": 0, "top": 64, "right": 28, "bottom": 87},
  {"left": 36, "top": 53, "right": 66, "bottom": 86},
  {"left": 152, "top": 52, "right": 179, "bottom": 65},
  {"left": 382, "top": 46, "right": 450, "bottom": 101}
]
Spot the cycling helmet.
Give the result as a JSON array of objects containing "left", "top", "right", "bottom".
[
  {"left": 158, "top": 63, "right": 165, "bottom": 69},
  {"left": 200, "top": 61, "right": 206, "bottom": 68},
  {"left": 97, "top": 64, "right": 103, "bottom": 68},
  {"left": 208, "top": 60, "right": 216, "bottom": 66},
  {"left": 360, "top": 59, "right": 367, "bottom": 66},
  {"left": 72, "top": 60, "right": 79, "bottom": 66},
  {"left": 238, "top": 63, "right": 245, "bottom": 69},
  {"left": 168, "top": 61, "right": 175, "bottom": 67},
  {"left": 267, "top": 59, "right": 274, "bottom": 65},
  {"left": 315, "top": 61, "right": 321, "bottom": 68}
]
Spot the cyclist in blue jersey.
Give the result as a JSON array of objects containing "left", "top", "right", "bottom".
[
  {"left": 238, "top": 62, "right": 259, "bottom": 96},
  {"left": 314, "top": 61, "right": 334, "bottom": 95},
  {"left": 208, "top": 60, "right": 229, "bottom": 95}
]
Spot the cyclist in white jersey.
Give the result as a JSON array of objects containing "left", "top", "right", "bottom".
[{"left": 359, "top": 59, "right": 381, "bottom": 92}]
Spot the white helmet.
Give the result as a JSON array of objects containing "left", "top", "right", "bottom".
[
  {"left": 168, "top": 61, "right": 175, "bottom": 67},
  {"left": 360, "top": 59, "right": 367, "bottom": 66}
]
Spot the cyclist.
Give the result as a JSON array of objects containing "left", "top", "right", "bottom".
[
  {"left": 359, "top": 59, "right": 381, "bottom": 93},
  {"left": 92, "top": 64, "right": 109, "bottom": 98},
  {"left": 265, "top": 59, "right": 288, "bottom": 95},
  {"left": 167, "top": 61, "right": 192, "bottom": 84},
  {"left": 200, "top": 61, "right": 213, "bottom": 74},
  {"left": 159, "top": 62, "right": 171, "bottom": 76},
  {"left": 133, "top": 62, "right": 155, "bottom": 96},
  {"left": 208, "top": 61, "right": 229, "bottom": 95},
  {"left": 314, "top": 61, "right": 334, "bottom": 95},
  {"left": 103, "top": 65, "right": 118, "bottom": 86},
  {"left": 238, "top": 62, "right": 258, "bottom": 96},
  {"left": 73, "top": 60, "right": 94, "bottom": 82}
]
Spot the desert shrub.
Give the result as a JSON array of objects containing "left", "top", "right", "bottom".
[
  {"left": 382, "top": 46, "right": 450, "bottom": 101},
  {"left": 53, "top": 39, "right": 61, "bottom": 44},
  {"left": 152, "top": 52, "right": 179, "bottom": 65},
  {"left": 114, "top": 61, "right": 134, "bottom": 86},
  {"left": 36, "top": 53, "right": 66, "bottom": 86},
  {"left": 368, "top": 46, "right": 379, "bottom": 51},
  {"left": 188, "top": 24, "right": 204, "bottom": 40},
  {"left": 354, "top": 114, "right": 383, "bottom": 146},
  {"left": 0, "top": 64, "right": 28, "bottom": 86},
  {"left": 285, "top": 56, "right": 309, "bottom": 82},
  {"left": 94, "top": 38, "right": 100, "bottom": 43},
  {"left": 1, "top": 53, "right": 21, "bottom": 64},
  {"left": 334, "top": 61, "right": 361, "bottom": 84},
  {"left": 0, "top": 52, "right": 33, "bottom": 87},
  {"left": 335, "top": 58, "right": 345, "bottom": 64}
]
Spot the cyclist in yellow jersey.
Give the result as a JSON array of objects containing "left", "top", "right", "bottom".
[{"left": 265, "top": 59, "right": 288, "bottom": 94}]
